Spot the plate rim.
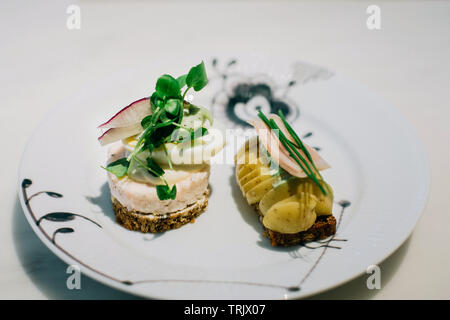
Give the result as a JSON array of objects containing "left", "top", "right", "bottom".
[{"left": 16, "top": 62, "right": 431, "bottom": 300}]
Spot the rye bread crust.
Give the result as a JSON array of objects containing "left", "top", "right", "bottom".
[
  {"left": 262, "top": 215, "right": 336, "bottom": 247},
  {"left": 112, "top": 189, "right": 209, "bottom": 233},
  {"left": 253, "top": 204, "right": 336, "bottom": 247}
]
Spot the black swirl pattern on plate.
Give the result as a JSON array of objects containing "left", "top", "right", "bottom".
[
  {"left": 210, "top": 58, "right": 300, "bottom": 128},
  {"left": 21, "top": 178, "right": 350, "bottom": 294},
  {"left": 19, "top": 59, "right": 343, "bottom": 295},
  {"left": 226, "top": 82, "right": 295, "bottom": 127}
]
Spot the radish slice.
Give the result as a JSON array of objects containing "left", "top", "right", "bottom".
[
  {"left": 98, "top": 123, "right": 143, "bottom": 146},
  {"left": 98, "top": 98, "right": 151, "bottom": 129},
  {"left": 268, "top": 114, "right": 330, "bottom": 170},
  {"left": 248, "top": 116, "right": 330, "bottom": 178}
]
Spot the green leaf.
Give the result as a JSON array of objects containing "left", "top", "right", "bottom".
[
  {"left": 103, "top": 158, "right": 129, "bottom": 178},
  {"left": 191, "top": 127, "right": 208, "bottom": 140},
  {"left": 186, "top": 61, "right": 208, "bottom": 91},
  {"left": 165, "top": 99, "right": 180, "bottom": 116},
  {"left": 155, "top": 74, "right": 181, "bottom": 99},
  {"left": 154, "top": 118, "right": 175, "bottom": 129},
  {"left": 157, "top": 109, "right": 170, "bottom": 123},
  {"left": 176, "top": 74, "right": 188, "bottom": 88},
  {"left": 144, "top": 141, "right": 155, "bottom": 154},
  {"left": 150, "top": 92, "right": 163, "bottom": 112},
  {"left": 123, "top": 64, "right": 210, "bottom": 203},
  {"left": 156, "top": 185, "right": 169, "bottom": 200},
  {"left": 169, "top": 185, "right": 177, "bottom": 199},
  {"left": 141, "top": 115, "right": 153, "bottom": 129},
  {"left": 156, "top": 184, "right": 177, "bottom": 200},
  {"left": 146, "top": 157, "right": 165, "bottom": 177}
]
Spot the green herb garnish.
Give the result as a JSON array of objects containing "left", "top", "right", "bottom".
[
  {"left": 103, "top": 158, "right": 130, "bottom": 178},
  {"left": 139, "top": 62, "right": 208, "bottom": 200},
  {"left": 176, "top": 74, "right": 188, "bottom": 88},
  {"left": 185, "top": 61, "right": 209, "bottom": 92},
  {"left": 105, "top": 62, "right": 209, "bottom": 201},
  {"left": 277, "top": 110, "right": 331, "bottom": 194},
  {"left": 257, "top": 110, "right": 328, "bottom": 195},
  {"left": 155, "top": 75, "right": 182, "bottom": 99},
  {"left": 156, "top": 184, "right": 177, "bottom": 201}
]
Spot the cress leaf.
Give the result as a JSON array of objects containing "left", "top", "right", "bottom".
[
  {"left": 186, "top": 61, "right": 208, "bottom": 91},
  {"left": 146, "top": 157, "right": 165, "bottom": 177},
  {"left": 176, "top": 74, "right": 188, "bottom": 88},
  {"left": 150, "top": 92, "right": 163, "bottom": 112},
  {"left": 155, "top": 74, "right": 181, "bottom": 99},
  {"left": 165, "top": 99, "right": 180, "bottom": 116},
  {"left": 141, "top": 115, "right": 153, "bottom": 129},
  {"left": 156, "top": 185, "right": 169, "bottom": 200},
  {"left": 156, "top": 184, "right": 177, "bottom": 200},
  {"left": 169, "top": 185, "right": 177, "bottom": 200},
  {"left": 191, "top": 127, "right": 208, "bottom": 140},
  {"left": 157, "top": 110, "right": 170, "bottom": 123},
  {"left": 142, "top": 140, "right": 155, "bottom": 154},
  {"left": 103, "top": 158, "right": 130, "bottom": 178}
]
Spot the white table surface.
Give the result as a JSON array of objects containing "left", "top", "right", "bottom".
[{"left": 1, "top": 0, "right": 449, "bottom": 299}]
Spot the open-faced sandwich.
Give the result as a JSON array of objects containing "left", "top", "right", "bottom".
[
  {"left": 98, "top": 62, "right": 225, "bottom": 233},
  {"left": 235, "top": 110, "right": 335, "bottom": 246}
]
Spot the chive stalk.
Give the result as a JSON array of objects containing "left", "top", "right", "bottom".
[
  {"left": 277, "top": 110, "right": 331, "bottom": 194},
  {"left": 257, "top": 110, "right": 327, "bottom": 195}
]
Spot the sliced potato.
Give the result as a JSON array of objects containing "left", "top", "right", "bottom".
[
  {"left": 235, "top": 138, "right": 334, "bottom": 222},
  {"left": 259, "top": 178, "right": 299, "bottom": 215},
  {"left": 235, "top": 146, "right": 259, "bottom": 166},
  {"left": 236, "top": 157, "right": 270, "bottom": 179},
  {"left": 259, "top": 177, "right": 333, "bottom": 216},
  {"left": 238, "top": 166, "right": 272, "bottom": 188},
  {"left": 262, "top": 193, "right": 317, "bottom": 234},
  {"left": 238, "top": 167, "right": 261, "bottom": 189},
  {"left": 300, "top": 179, "right": 334, "bottom": 216},
  {"left": 276, "top": 195, "right": 300, "bottom": 205},
  {"left": 315, "top": 189, "right": 333, "bottom": 215},
  {"left": 241, "top": 174, "right": 274, "bottom": 195},
  {"left": 237, "top": 163, "right": 260, "bottom": 180},
  {"left": 246, "top": 175, "right": 280, "bottom": 204},
  {"left": 234, "top": 136, "right": 259, "bottom": 162}
]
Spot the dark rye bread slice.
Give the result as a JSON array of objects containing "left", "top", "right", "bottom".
[
  {"left": 253, "top": 204, "right": 336, "bottom": 247},
  {"left": 262, "top": 215, "right": 336, "bottom": 247},
  {"left": 112, "top": 189, "right": 209, "bottom": 233}
]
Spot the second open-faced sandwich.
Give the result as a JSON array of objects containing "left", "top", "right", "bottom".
[
  {"left": 98, "top": 62, "right": 225, "bottom": 233},
  {"left": 235, "top": 111, "right": 335, "bottom": 246}
]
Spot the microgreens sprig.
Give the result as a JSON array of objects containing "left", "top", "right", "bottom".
[
  {"left": 257, "top": 110, "right": 328, "bottom": 195},
  {"left": 105, "top": 62, "right": 209, "bottom": 200}
]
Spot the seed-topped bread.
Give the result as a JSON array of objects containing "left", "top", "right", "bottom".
[
  {"left": 112, "top": 189, "right": 209, "bottom": 233},
  {"left": 107, "top": 141, "right": 210, "bottom": 233},
  {"left": 98, "top": 62, "right": 224, "bottom": 233}
]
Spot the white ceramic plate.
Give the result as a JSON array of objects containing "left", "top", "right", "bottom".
[{"left": 18, "top": 57, "right": 429, "bottom": 299}]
